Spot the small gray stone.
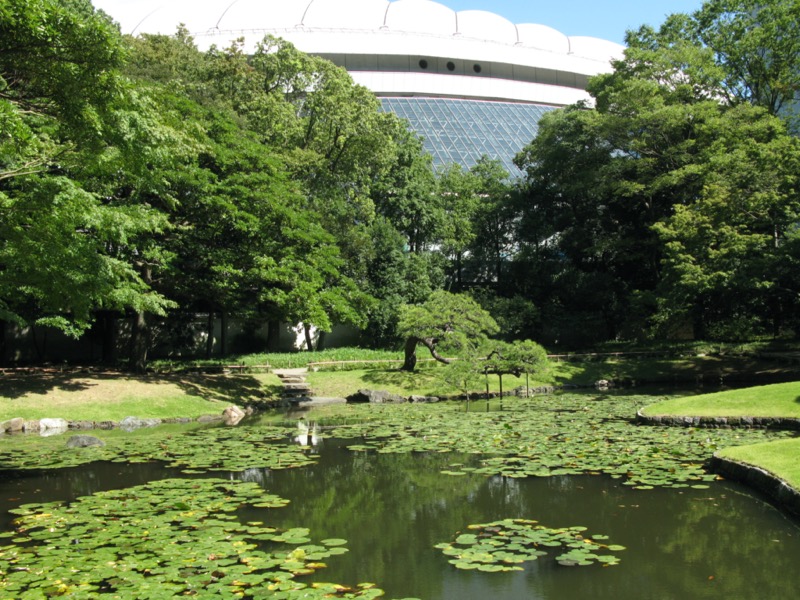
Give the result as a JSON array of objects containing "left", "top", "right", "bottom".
[
  {"left": 120, "top": 416, "right": 162, "bottom": 431},
  {"left": 66, "top": 435, "right": 105, "bottom": 448}
]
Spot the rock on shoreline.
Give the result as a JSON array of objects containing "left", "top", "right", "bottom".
[{"left": 0, "top": 405, "right": 250, "bottom": 436}]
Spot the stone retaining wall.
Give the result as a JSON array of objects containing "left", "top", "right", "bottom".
[
  {"left": 636, "top": 411, "right": 800, "bottom": 430},
  {"left": 709, "top": 455, "right": 800, "bottom": 518}
]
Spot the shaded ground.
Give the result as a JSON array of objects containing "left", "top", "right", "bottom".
[{"left": 0, "top": 371, "right": 283, "bottom": 421}]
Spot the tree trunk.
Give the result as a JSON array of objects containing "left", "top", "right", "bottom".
[
  {"left": 402, "top": 336, "right": 452, "bottom": 371},
  {"left": 266, "top": 320, "right": 281, "bottom": 351},
  {"left": 304, "top": 323, "right": 314, "bottom": 351},
  {"left": 498, "top": 374, "right": 503, "bottom": 411},
  {"left": 401, "top": 337, "right": 418, "bottom": 371},
  {"left": 100, "top": 312, "right": 118, "bottom": 365},
  {"left": 129, "top": 311, "right": 150, "bottom": 373},
  {"left": 0, "top": 320, "right": 6, "bottom": 366},
  {"left": 220, "top": 312, "right": 228, "bottom": 356},
  {"left": 206, "top": 311, "right": 215, "bottom": 359},
  {"left": 419, "top": 337, "right": 452, "bottom": 364},
  {"left": 317, "top": 330, "right": 327, "bottom": 351}
]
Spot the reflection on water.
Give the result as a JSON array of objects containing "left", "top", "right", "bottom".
[{"left": 1, "top": 438, "right": 799, "bottom": 599}]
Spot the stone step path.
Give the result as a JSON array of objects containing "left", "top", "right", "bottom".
[
  {"left": 273, "top": 368, "right": 312, "bottom": 403},
  {"left": 272, "top": 367, "right": 346, "bottom": 407}
]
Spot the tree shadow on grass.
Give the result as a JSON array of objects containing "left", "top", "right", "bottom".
[
  {"left": 360, "top": 367, "right": 446, "bottom": 396},
  {"left": 172, "top": 374, "right": 282, "bottom": 406},
  {"left": 0, "top": 373, "right": 93, "bottom": 399},
  {"left": 548, "top": 354, "right": 800, "bottom": 389}
]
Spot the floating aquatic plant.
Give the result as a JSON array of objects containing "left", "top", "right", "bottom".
[
  {"left": 0, "top": 478, "right": 382, "bottom": 598},
  {"left": 334, "top": 395, "right": 792, "bottom": 489},
  {"left": 436, "top": 518, "right": 625, "bottom": 571},
  {"left": 0, "top": 425, "right": 315, "bottom": 473}
]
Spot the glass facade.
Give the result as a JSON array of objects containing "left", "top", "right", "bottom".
[{"left": 380, "top": 97, "right": 557, "bottom": 176}]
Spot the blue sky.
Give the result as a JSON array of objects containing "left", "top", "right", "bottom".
[{"left": 439, "top": 0, "right": 707, "bottom": 44}]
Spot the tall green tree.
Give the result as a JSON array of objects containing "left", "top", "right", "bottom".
[
  {"left": 0, "top": 0, "right": 179, "bottom": 350},
  {"left": 396, "top": 290, "right": 498, "bottom": 371},
  {"left": 694, "top": 0, "right": 800, "bottom": 125},
  {"left": 515, "top": 0, "right": 800, "bottom": 342}
]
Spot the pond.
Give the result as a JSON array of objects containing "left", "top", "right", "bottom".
[{"left": 1, "top": 392, "right": 799, "bottom": 599}]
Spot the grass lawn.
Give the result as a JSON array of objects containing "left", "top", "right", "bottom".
[
  {"left": 639, "top": 381, "right": 800, "bottom": 418},
  {"left": 0, "top": 372, "right": 282, "bottom": 422},
  {"left": 716, "top": 438, "right": 800, "bottom": 491}
]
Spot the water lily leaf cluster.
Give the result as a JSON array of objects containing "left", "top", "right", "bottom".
[
  {"left": 0, "top": 425, "right": 314, "bottom": 473},
  {"left": 436, "top": 518, "right": 624, "bottom": 571},
  {"left": 0, "top": 478, "right": 383, "bottom": 598},
  {"left": 333, "top": 394, "right": 793, "bottom": 488}
]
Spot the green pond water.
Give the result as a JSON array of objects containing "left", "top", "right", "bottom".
[{"left": 1, "top": 392, "right": 800, "bottom": 598}]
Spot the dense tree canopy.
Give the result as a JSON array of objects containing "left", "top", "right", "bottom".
[
  {"left": 4, "top": 0, "right": 800, "bottom": 367},
  {"left": 513, "top": 0, "right": 800, "bottom": 342}
]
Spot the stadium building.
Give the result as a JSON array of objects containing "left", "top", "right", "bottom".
[{"left": 96, "top": 0, "right": 625, "bottom": 174}]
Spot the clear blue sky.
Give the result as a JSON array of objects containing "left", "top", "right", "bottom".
[{"left": 439, "top": 0, "right": 707, "bottom": 44}]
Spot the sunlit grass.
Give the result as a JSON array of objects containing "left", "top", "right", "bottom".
[
  {"left": 717, "top": 438, "right": 800, "bottom": 491},
  {"left": 640, "top": 382, "right": 800, "bottom": 418}
]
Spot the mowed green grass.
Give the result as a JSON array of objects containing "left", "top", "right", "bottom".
[
  {"left": 640, "top": 382, "right": 800, "bottom": 418},
  {"left": 717, "top": 439, "right": 800, "bottom": 491},
  {"left": 0, "top": 373, "right": 282, "bottom": 422}
]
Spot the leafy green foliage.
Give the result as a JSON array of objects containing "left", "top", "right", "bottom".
[{"left": 514, "top": 2, "right": 800, "bottom": 343}]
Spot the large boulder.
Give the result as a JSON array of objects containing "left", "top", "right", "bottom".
[
  {"left": 346, "top": 389, "right": 406, "bottom": 404},
  {"left": 120, "top": 416, "right": 162, "bottom": 432},
  {"left": 1, "top": 417, "right": 24, "bottom": 433},
  {"left": 39, "top": 418, "right": 69, "bottom": 436},
  {"left": 223, "top": 405, "right": 246, "bottom": 425},
  {"left": 66, "top": 435, "right": 106, "bottom": 448}
]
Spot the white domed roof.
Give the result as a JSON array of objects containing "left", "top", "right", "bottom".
[
  {"left": 218, "top": 0, "right": 306, "bottom": 30},
  {"left": 384, "top": 0, "right": 456, "bottom": 36},
  {"left": 456, "top": 10, "right": 516, "bottom": 43},
  {"left": 568, "top": 36, "right": 625, "bottom": 61},
  {"left": 93, "top": 0, "right": 625, "bottom": 81},
  {"left": 301, "top": 0, "right": 391, "bottom": 30},
  {"left": 516, "top": 23, "right": 571, "bottom": 54}
]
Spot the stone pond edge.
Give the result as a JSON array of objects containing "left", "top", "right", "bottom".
[
  {"left": 708, "top": 454, "right": 800, "bottom": 518},
  {"left": 0, "top": 406, "right": 250, "bottom": 435},
  {"left": 637, "top": 410, "right": 800, "bottom": 517},
  {"left": 636, "top": 410, "right": 800, "bottom": 430}
]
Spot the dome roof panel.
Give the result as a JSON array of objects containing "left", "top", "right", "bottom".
[
  {"left": 568, "top": 36, "right": 625, "bottom": 61},
  {"left": 217, "top": 0, "right": 309, "bottom": 30},
  {"left": 302, "top": 0, "right": 390, "bottom": 30},
  {"left": 456, "top": 10, "right": 516, "bottom": 43},
  {"left": 94, "top": 0, "right": 219, "bottom": 35},
  {"left": 385, "top": 0, "right": 456, "bottom": 36},
  {"left": 516, "top": 23, "right": 570, "bottom": 53}
]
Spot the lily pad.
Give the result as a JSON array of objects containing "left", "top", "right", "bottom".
[{"left": 437, "top": 519, "right": 624, "bottom": 570}]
